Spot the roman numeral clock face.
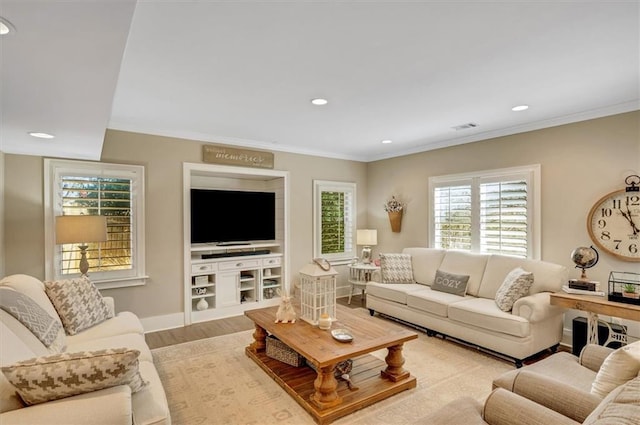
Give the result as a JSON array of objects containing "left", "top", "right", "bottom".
[{"left": 587, "top": 190, "right": 640, "bottom": 261}]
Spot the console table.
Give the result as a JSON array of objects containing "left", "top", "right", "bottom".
[{"left": 550, "top": 292, "right": 640, "bottom": 345}]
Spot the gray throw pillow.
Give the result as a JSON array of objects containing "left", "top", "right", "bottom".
[
  {"left": 494, "top": 267, "right": 534, "bottom": 312},
  {"left": 432, "top": 270, "right": 469, "bottom": 296}
]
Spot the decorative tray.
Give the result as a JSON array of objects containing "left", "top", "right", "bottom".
[{"left": 331, "top": 329, "right": 353, "bottom": 343}]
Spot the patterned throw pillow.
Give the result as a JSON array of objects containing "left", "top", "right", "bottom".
[
  {"left": 380, "top": 253, "right": 414, "bottom": 284},
  {"left": 1, "top": 348, "right": 148, "bottom": 405},
  {"left": 44, "top": 277, "right": 113, "bottom": 335},
  {"left": 0, "top": 288, "right": 63, "bottom": 348},
  {"left": 494, "top": 267, "right": 534, "bottom": 312},
  {"left": 431, "top": 270, "right": 470, "bottom": 296}
]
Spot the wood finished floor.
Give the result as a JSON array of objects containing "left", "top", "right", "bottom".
[{"left": 145, "top": 294, "right": 366, "bottom": 349}]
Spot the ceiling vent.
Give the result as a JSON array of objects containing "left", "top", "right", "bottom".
[{"left": 452, "top": 122, "right": 479, "bottom": 131}]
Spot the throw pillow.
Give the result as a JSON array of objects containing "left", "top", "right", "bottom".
[
  {"left": 494, "top": 267, "right": 534, "bottom": 312},
  {"left": 44, "top": 277, "right": 113, "bottom": 335},
  {"left": 0, "top": 288, "right": 63, "bottom": 348},
  {"left": 431, "top": 269, "right": 470, "bottom": 296},
  {"left": 591, "top": 341, "right": 640, "bottom": 398},
  {"left": 1, "top": 348, "right": 147, "bottom": 405},
  {"left": 379, "top": 253, "right": 414, "bottom": 284}
]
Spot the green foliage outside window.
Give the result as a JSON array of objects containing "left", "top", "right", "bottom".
[{"left": 320, "top": 191, "right": 345, "bottom": 254}]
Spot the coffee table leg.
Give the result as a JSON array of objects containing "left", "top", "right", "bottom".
[
  {"left": 249, "top": 323, "right": 267, "bottom": 353},
  {"left": 310, "top": 365, "right": 343, "bottom": 409},
  {"left": 381, "top": 343, "right": 410, "bottom": 382}
]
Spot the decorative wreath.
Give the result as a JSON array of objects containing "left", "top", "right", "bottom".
[{"left": 312, "top": 258, "right": 332, "bottom": 271}]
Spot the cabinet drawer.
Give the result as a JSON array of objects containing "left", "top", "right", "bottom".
[
  {"left": 191, "top": 263, "right": 216, "bottom": 274},
  {"left": 219, "top": 259, "right": 261, "bottom": 271},
  {"left": 262, "top": 257, "right": 282, "bottom": 267}
]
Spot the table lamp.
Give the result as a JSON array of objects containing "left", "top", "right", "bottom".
[
  {"left": 356, "top": 229, "right": 377, "bottom": 264},
  {"left": 55, "top": 215, "right": 108, "bottom": 277}
]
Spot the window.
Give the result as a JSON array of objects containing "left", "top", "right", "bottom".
[
  {"left": 313, "top": 180, "right": 356, "bottom": 263},
  {"left": 429, "top": 165, "right": 540, "bottom": 259},
  {"left": 45, "top": 159, "right": 146, "bottom": 289}
]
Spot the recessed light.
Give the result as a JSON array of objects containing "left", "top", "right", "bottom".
[
  {"left": 381, "top": 139, "right": 393, "bottom": 144},
  {"left": 311, "top": 98, "right": 328, "bottom": 106},
  {"left": 0, "top": 17, "right": 16, "bottom": 36},
  {"left": 29, "top": 132, "right": 55, "bottom": 139},
  {"left": 512, "top": 105, "right": 529, "bottom": 112}
]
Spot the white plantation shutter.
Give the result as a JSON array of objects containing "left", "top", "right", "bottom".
[
  {"left": 430, "top": 166, "right": 540, "bottom": 259},
  {"left": 313, "top": 181, "right": 357, "bottom": 262}
]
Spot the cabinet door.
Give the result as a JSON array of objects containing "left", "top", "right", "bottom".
[{"left": 216, "top": 272, "right": 240, "bottom": 307}]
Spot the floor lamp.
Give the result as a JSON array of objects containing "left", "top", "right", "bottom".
[
  {"left": 356, "top": 229, "right": 377, "bottom": 264},
  {"left": 55, "top": 215, "right": 108, "bottom": 277}
]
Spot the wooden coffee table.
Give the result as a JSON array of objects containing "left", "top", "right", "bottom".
[{"left": 245, "top": 304, "right": 418, "bottom": 424}]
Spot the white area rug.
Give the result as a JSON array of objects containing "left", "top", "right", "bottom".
[{"left": 152, "top": 321, "right": 514, "bottom": 424}]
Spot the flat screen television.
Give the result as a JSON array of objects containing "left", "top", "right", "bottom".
[{"left": 190, "top": 189, "right": 276, "bottom": 244}]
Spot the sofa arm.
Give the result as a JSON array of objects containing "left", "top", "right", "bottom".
[
  {"left": 0, "top": 385, "right": 132, "bottom": 425},
  {"left": 512, "top": 292, "right": 563, "bottom": 322},
  {"left": 579, "top": 343, "right": 614, "bottom": 372},
  {"left": 103, "top": 296, "right": 116, "bottom": 316},
  {"left": 483, "top": 388, "right": 580, "bottom": 425},
  {"left": 511, "top": 370, "right": 601, "bottom": 423}
]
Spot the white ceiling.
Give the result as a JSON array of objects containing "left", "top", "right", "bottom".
[{"left": 2, "top": 1, "right": 639, "bottom": 162}]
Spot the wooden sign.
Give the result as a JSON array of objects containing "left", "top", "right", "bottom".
[{"left": 202, "top": 145, "right": 274, "bottom": 169}]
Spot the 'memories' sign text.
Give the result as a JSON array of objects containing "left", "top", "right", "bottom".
[{"left": 203, "top": 145, "right": 274, "bottom": 169}]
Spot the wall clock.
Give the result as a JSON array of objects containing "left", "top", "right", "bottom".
[{"left": 587, "top": 175, "right": 640, "bottom": 262}]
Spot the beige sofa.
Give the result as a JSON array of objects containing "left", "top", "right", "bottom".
[
  {"left": 418, "top": 341, "right": 640, "bottom": 424},
  {"left": 0, "top": 274, "right": 170, "bottom": 425},
  {"left": 366, "top": 248, "right": 568, "bottom": 366}
]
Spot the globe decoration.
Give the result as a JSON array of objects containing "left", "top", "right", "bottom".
[{"left": 571, "top": 246, "right": 599, "bottom": 281}]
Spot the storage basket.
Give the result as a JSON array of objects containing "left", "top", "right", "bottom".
[{"left": 265, "top": 335, "right": 306, "bottom": 367}]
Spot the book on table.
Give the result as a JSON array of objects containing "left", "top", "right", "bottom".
[{"left": 562, "top": 285, "right": 605, "bottom": 297}]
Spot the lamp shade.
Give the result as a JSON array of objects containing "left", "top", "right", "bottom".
[
  {"left": 356, "top": 229, "right": 377, "bottom": 246},
  {"left": 55, "top": 215, "right": 108, "bottom": 244}
]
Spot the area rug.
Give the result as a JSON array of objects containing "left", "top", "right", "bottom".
[{"left": 152, "top": 318, "right": 513, "bottom": 424}]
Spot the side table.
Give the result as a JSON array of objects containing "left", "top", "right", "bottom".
[{"left": 348, "top": 263, "right": 380, "bottom": 304}]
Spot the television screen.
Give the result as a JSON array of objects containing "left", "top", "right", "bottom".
[{"left": 190, "top": 189, "right": 276, "bottom": 244}]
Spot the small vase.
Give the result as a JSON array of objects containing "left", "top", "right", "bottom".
[{"left": 196, "top": 298, "right": 209, "bottom": 311}]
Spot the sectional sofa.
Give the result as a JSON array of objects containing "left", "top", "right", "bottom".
[
  {"left": 366, "top": 248, "right": 569, "bottom": 366},
  {"left": 0, "top": 274, "right": 170, "bottom": 425}
]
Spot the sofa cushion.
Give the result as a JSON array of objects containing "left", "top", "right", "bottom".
[
  {"left": 438, "top": 251, "right": 489, "bottom": 296},
  {"left": 133, "top": 360, "right": 172, "bottom": 425},
  {"left": 0, "top": 288, "right": 63, "bottom": 348},
  {"left": 448, "top": 298, "right": 530, "bottom": 338},
  {"left": 379, "top": 253, "right": 414, "bottom": 283},
  {"left": 44, "top": 277, "right": 113, "bottom": 335},
  {"left": 67, "top": 332, "right": 154, "bottom": 363},
  {"left": 432, "top": 269, "right": 470, "bottom": 296},
  {"left": 591, "top": 341, "right": 640, "bottom": 398},
  {"left": 406, "top": 287, "right": 471, "bottom": 317},
  {"left": 584, "top": 375, "right": 640, "bottom": 425},
  {"left": 494, "top": 268, "right": 534, "bottom": 312},
  {"left": 402, "top": 247, "right": 446, "bottom": 285},
  {"left": 366, "top": 282, "right": 425, "bottom": 305},
  {"left": 1, "top": 348, "right": 147, "bottom": 405},
  {"left": 65, "top": 311, "right": 144, "bottom": 345}
]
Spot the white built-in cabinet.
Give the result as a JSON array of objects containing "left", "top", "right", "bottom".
[{"left": 183, "top": 163, "right": 289, "bottom": 324}]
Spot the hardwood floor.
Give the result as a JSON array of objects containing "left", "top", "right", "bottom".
[{"left": 145, "top": 295, "right": 366, "bottom": 349}]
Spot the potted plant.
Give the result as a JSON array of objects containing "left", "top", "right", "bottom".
[
  {"left": 622, "top": 283, "right": 639, "bottom": 299},
  {"left": 384, "top": 196, "right": 405, "bottom": 233}
]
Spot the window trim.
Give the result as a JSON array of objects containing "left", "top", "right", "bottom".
[
  {"left": 44, "top": 159, "right": 147, "bottom": 289},
  {"left": 428, "top": 165, "right": 541, "bottom": 259},
  {"left": 312, "top": 180, "right": 357, "bottom": 264}
]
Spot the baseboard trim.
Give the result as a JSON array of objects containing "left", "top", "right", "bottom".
[{"left": 141, "top": 312, "right": 185, "bottom": 333}]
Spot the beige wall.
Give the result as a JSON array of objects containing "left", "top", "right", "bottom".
[
  {"left": 0, "top": 151, "right": 4, "bottom": 277},
  {"left": 2, "top": 111, "right": 639, "bottom": 334},
  {"left": 3, "top": 131, "right": 368, "bottom": 320}
]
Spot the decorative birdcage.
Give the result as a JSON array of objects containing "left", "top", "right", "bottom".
[{"left": 299, "top": 259, "right": 338, "bottom": 325}]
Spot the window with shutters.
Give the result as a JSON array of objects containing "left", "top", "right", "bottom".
[
  {"left": 429, "top": 165, "right": 540, "bottom": 259},
  {"left": 44, "top": 159, "right": 147, "bottom": 289},
  {"left": 313, "top": 181, "right": 356, "bottom": 263}
]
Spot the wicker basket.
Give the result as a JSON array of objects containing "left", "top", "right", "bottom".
[{"left": 265, "top": 335, "right": 306, "bottom": 367}]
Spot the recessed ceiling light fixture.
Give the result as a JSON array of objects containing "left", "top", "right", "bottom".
[
  {"left": 311, "top": 98, "right": 328, "bottom": 106},
  {"left": 0, "top": 17, "right": 16, "bottom": 35},
  {"left": 381, "top": 139, "right": 393, "bottom": 144},
  {"left": 512, "top": 105, "right": 529, "bottom": 112},
  {"left": 29, "top": 132, "right": 55, "bottom": 139}
]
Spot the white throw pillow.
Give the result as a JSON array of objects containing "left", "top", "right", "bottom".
[
  {"left": 591, "top": 341, "right": 640, "bottom": 398},
  {"left": 494, "top": 267, "right": 534, "bottom": 312},
  {"left": 379, "top": 253, "right": 414, "bottom": 284}
]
